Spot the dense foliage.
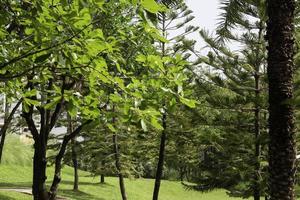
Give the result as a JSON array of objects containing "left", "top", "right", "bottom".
[{"left": 0, "top": 0, "right": 299, "bottom": 200}]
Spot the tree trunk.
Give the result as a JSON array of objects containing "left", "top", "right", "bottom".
[
  {"left": 266, "top": 0, "right": 296, "bottom": 199},
  {"left": 49, "top": 121, "right": 90, "bottom": 200},
  {"left": 100, "top": 174, "right": 105, "bottom": 183},
  {"left": 100, "top": 159, "right": 105, "bottom": 183},
  {"left": 254, "top": 73, "right": 261, "bottom": 200},
  {"left": 152, "top": 112, "right": 167, "bottom": 200},
  {"left": 71, "top": 138, "right": 79, "bottom": 191},
  {"left": 113, "top": 133, "right": 127, "bottom": 200},
  {"left": 253, "top": 23, "right": 263, "bottom": 200},
  {"left": 0, "top": 96, "right": 9, "bottom": 163},
  {"left": 152, "top": 10, "right": 167, "bottom": 200},
  {"left": 68, "top": 114, "right": 79, "bottom": 191},
  {"left": 32, "top": 140, "right": 49, "bottom": 200},
  {"left": 0, "top": 99, "right": 22, "bottom": 163}
]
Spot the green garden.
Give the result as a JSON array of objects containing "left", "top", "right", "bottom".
[{"left": 0, "top": 0, "right": 299, "bottom": 200}]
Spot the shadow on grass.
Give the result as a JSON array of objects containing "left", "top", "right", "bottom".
[
  {"left": 60, "top": 180, "right": 114, "bottom": 187},
  {"left": 0, "top": 182, "right": 31, "bottom": 188},
  {"left": 0, "top": 193, "right": 18, "bottom": 200},
  {"left": 60, "top": 189, "right": 106, "bottom": 200}
]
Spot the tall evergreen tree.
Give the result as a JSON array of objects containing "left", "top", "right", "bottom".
[
  {"left": 151, "top": 1, "right": 198, "bottom": 199},
  {"left": 266, "top": 0, "right": 297, "bottom": 199}
]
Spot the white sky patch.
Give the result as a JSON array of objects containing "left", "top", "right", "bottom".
[{"left": 185, "top": 0, "right": 219, "bottom": 52}]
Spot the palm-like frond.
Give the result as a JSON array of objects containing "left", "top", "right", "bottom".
[
  {"left": 216, "top": 0, "right": 245, "bottom": 40},
  {"left": 216, "top": 0, "right": 267, "bottom": 42}
]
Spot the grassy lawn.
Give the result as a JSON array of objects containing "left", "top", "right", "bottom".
[{"left": 0, "top": 135, "right": 252, "bottom": 199}]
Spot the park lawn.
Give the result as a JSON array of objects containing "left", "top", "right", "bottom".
[
  {"left": 0, "top": 135, "right": 257, "bottom": 199},
  {"left": 0, "top": 164, "right": 244, "bottom": 200}
]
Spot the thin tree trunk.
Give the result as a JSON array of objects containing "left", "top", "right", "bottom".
[
  {"left": 152, "top": 11, "right": 167, "bottom": 200},
  {"left": 266, "top": 0, "right": 296, "bottom": 199},
  {"left": 100, "top": 158, "right": 105, "bottom": 183},
  {"left": 112, "top": 107, "right": 127, "bottom": 200},
  {"left": 253, "top": 23, "right": 263, "bottom": 200},
  {"left": 0, "top": 96, "right": 9, "bottom": 163},
  {"left": 49, "top": 121, "right": 90, "bottom": 200},
  {"left": 0, "top": 99, "right": 22, "bottom": 163},
  {"left": 68, "top": 114, "right": 79, "bottom": 191},
  {"left": 113, "top": 133, "right": 127, "bottom": 200},
  {"left": 100, "top": 174, "right": 105, "bottom": 183},
  {"left": 71, "top": 137, "right": 79, "bottom": 191},
  {"left": 254, "top": 73, "right": 261, "bottom": 200},
  {"left": 152, "top": 112, "right": 167, "bottom": 200}
]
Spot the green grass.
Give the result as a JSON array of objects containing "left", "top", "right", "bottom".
[
  {"left": 0, "top": 134, "right": 249, "bottom": 200},
  {"left": 0, "top": 191, "right": 31, "bottom": 200}
]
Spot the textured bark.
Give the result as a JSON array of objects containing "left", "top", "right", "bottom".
[
  {"left": 266, "top": 0, "right": 296, "bottom": 199},
  {"left": 32, "top": 141, "right": 49, "bottom": 200},
  {"left": 23, "top": 105, "right": 49, "bottom": 200},
  {"left": 152, "top": 112, "right": 167, "bottom": 200}
]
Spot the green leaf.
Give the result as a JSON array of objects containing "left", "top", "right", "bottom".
[
  {"left": 141, "top": 0, "right": 164, "bottom": 14},
  {"left": 44, "top": 96, "right": 61, "bottom": 110},
  {"left": 67, "top": 102, "right": 77, "bottom": 118},
  {"left": 25, "top": 98, "right": 40, "bottom": 106},
  {"left": 23, "top": 102, "right": 29, "bottom": 113},
  {"left": 95, "top": 0, "right": 105, "bottom": 7},
  {"left": 150, "top": 117, "right": 163, "bottom": 130},
  {"left": 23, "top": 89, "right": 37, "bottom": 97},
  {"left": 107, "top": 124, "right": 116, "bottom": 132},
  {"left": 179, "top": 97, "right": 197, "bottom": 108}
]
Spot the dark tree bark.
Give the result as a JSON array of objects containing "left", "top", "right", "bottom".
[
  {"left": 21, "top": 77, "right": 76, "bottom": 200},
  {"left": 32, "top": 139, "right": 49, "bottom": 200},
  {"left": 100, "top": 158, "right": 105, "bottom": 183},
  {"left": 152, "top": 10, "right": 167, "bottom": 200},
  {"left": 23, "top": 104, "right": 49, "bottom": 200},
  {"left": 113, "top": 133, "right": 127, "bottom": 200},
  {"left": 266, "top": 0, "right": 296, "bottom": 199},
  {"left": 152, "top": 112, "right": 167, "bottom": 200},
  {"left": 100, "top": 174, "right": 105, "bottom": 183},
  {"left": 0, "top": 98, "right": 22, "bottom": 163},
  {"left": 49, "top": 120, "right": 91, "bottom": 200}
]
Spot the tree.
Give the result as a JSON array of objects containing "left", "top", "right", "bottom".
[
  {"left": 266, "top": 0, "right": 297, "bottom": 199},
  {"left": 150, "top": 1, "right": 198, "bottom": 199}
]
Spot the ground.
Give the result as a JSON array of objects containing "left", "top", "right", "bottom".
[{"left": 0, "top": 135, "right": 265, "bottom": 199}]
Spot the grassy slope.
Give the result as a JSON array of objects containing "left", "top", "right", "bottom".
[{"left": 0, "top": 135, "right": 248, "bottom": 200}]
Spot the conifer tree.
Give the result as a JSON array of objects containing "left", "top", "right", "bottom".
[{"left": 191, "top": 1, "right": 269, "bottom": 199}]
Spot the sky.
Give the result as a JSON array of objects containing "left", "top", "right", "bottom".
[
  {"left": 186, "top": 0, "right": 219, "bottom": 31},
  {"left": 183, "top": 0, "right": 241, "bottom": 53},
  {"left": 184, "top": 0, "right": 220, "bottom": 52}
]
